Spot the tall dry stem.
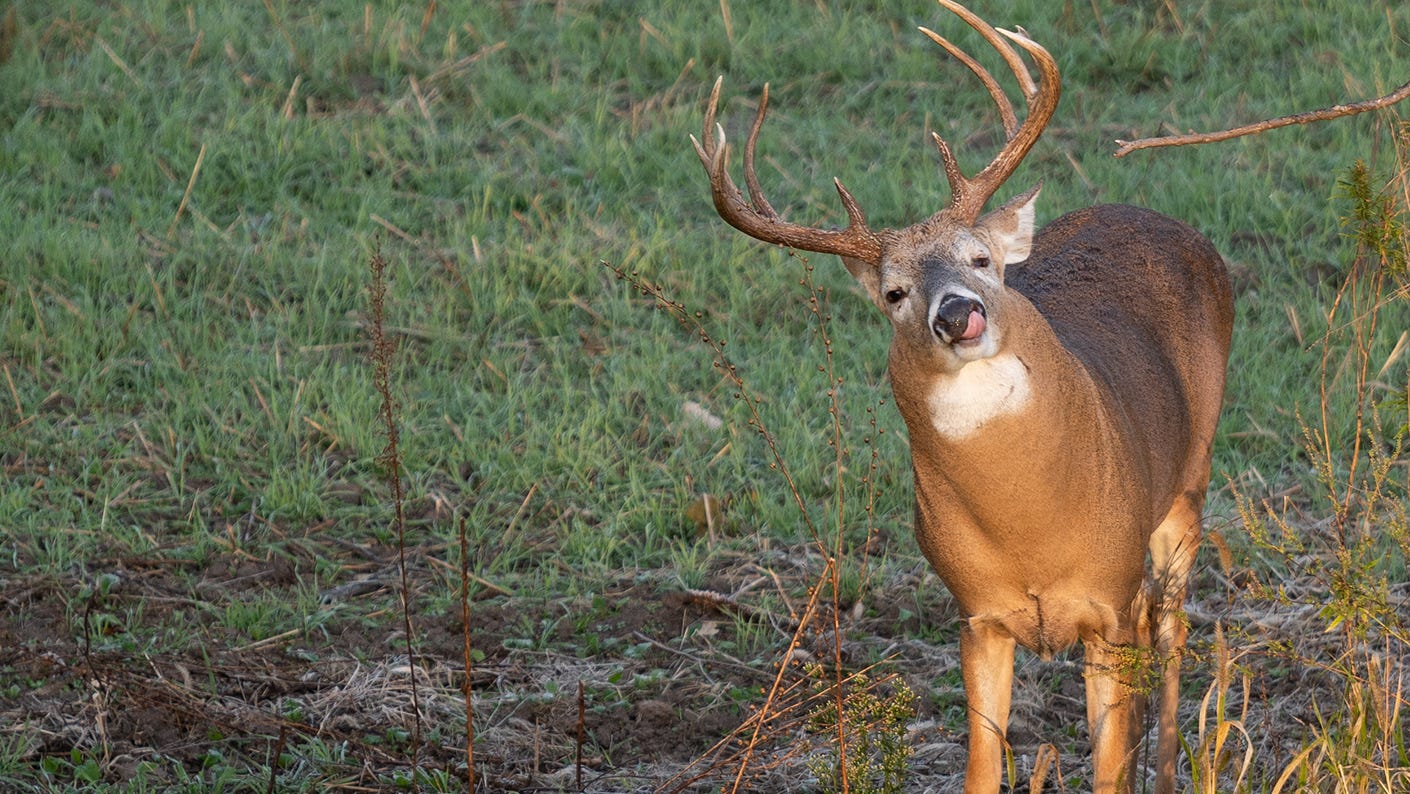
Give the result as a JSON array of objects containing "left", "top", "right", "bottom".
[{"left": 367, "top": 242, "right": 424, "bottom": 778}]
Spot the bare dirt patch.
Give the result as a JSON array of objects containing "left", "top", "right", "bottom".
[
  {"left": 3, "top": 540, "right": 921, "bottom": 790},
  {"left": 1, "top": 533, "right": 1379, "bottom": 792}
]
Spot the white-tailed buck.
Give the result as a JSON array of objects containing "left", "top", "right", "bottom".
[{"left": 691, "top": 1, "right": 1233, "bottom": 792}]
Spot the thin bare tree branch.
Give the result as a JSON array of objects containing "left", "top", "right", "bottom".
[{"left": 1114, "top": 77, "right": 1410, "bottom": 157}]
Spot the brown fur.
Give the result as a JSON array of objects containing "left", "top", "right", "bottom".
[{"left": 880, "top": 202, "right": 1232, "bottom": 792}]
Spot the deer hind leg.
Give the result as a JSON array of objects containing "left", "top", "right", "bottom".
[
  {"left": 1147, "top": 495, "right": 1205, "bottom": 794},
  {"left": 959, "top": 620, "right": 1016, "bottom": 794}
]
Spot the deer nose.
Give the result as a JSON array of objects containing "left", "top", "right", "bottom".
[{"left": 933, "top": 294, "right": 987, "bottom": 343}]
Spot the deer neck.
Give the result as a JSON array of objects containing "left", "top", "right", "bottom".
[{"left": 890, "top": 292, "right": 1127, "bottom": 507}]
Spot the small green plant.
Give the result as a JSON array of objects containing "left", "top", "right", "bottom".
[
  {"left": 806, "top": 665, "right": 916, "bottom": 794},
  {"left": 40, "top": 749, "right": 103, "bottom": 786}
]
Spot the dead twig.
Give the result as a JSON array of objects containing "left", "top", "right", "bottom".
[
  {"left": 576, "top": 680, "right": 585, "bottom": 792},
  {"left": 628, "top": 631, "right": 775, "bottom": 683},
  {"left": 1114, "top": 77, "right": 1410, "bottom": 157},
  {"left": 681, "top": 588, "right": 797, "bottom": 633}
]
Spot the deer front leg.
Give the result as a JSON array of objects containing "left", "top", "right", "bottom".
[
  {"left": 1083, "top": 638, "right": 1142, "bottom": 794},
  {"left": 959, "top": 620, "right": 1015, "bottom": 794}
]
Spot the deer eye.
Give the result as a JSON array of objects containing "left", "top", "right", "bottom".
[
  {"left": 972, "top": 254, "right": 991, "bottom": 269},
  {"left": 884, "top": 288, "right": 907, "bottom": 305}
]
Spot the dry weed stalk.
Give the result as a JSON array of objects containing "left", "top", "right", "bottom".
[
  {"left": 1186, "top": 624, "right": 1254, "bottom": 793},
  {"left": 459, "top": 515, "right": 478, "bottom": 790},
  {"left": 366, "top": 242, "right": 424, "bottom": 780},
  {"left": 1029, "top": 743, "right": 1064, "bottom": 792}
]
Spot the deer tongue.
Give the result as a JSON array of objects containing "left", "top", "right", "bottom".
[{"left": 958, "top": 309, "right": 987, "bottom": 341}]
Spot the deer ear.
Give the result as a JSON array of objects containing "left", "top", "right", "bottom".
[
  {"left": 978, "top": 184, "right": 1040, "bottom": 265},
  {"left": 841, "top": 255, "right": 886, "bottom": 311}
]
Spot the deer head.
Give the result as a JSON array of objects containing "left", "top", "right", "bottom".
[{"left": 691, "top": 0, "right": 1059, "bottom": 381}]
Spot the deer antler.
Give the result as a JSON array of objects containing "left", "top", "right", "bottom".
[
  {"left": 691, "top": 77, "right": 884, "bottom": 265},
  {"left": 920, "top": 0, "right": 1060, "bottom": 222}
]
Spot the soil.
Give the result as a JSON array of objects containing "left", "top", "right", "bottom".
[{"left": 0, "top": 531, "right": 1369, "bottom": 792}]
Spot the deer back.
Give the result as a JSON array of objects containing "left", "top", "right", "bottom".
[{"left": 1009, "top": 203, "right": 1234, "bottom": 505}]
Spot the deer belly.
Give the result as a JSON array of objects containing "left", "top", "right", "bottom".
[
  {"left": 967, "top": 592, "right": 1128, "bottom": 660},
  {"left": 913, "top": 515, "right": 1146, "bottom": 657}
]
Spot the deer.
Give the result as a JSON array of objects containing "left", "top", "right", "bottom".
[{"left": 690, "top": 1, "right": 1233, "bottom": 792}]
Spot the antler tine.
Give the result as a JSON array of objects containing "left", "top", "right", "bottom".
[
  {"left": 691, "top": 77, "right": 781, "bottom": 224},
  {"left": 928, "top": 131, "right": 966, "bottom": 204},
  {"left": 997, "top": 26, "right": 1059, "bottom": 103},
  {"left": 924, "top": 1, "right": 1061, "bottom": 221},
  {"left": 691, "top": 76, "right": 725, "bottom": 172},
  {"left": 935, "top": 0, "right": 1036, "bottom": 97},
  {"left": 918, "top": 26, "right": 1017, "bottom": 138},
  {"left": 742, "top": 83, "right": 778, "bottom": 220},
  {"left": 968, "top": 27, "right": 1059, "bottom": 195},
  {"left": 690, "top": 77, "right": 884, "bottom": 264}
]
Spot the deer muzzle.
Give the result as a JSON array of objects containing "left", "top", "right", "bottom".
[{"left": 933, "top": 294, "right": 987, "bottom": 344}]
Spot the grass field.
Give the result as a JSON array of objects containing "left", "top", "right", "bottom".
[{"left": 2, "top": 0, "right": 1408, "bottom": 791}]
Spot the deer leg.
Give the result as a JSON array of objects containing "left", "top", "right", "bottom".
[
  {"left": 1083, "top": 637, "right": 1141, "bottom": 794},
  {"left": 959, "top": 620, "right": 1015, "bottom": 794},
  {"left": 1148, "top": 499, "right": 1203, "bottom": 794}
]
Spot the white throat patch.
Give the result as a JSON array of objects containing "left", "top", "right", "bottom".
[{"left": 926, "top": 353, "right": 1032, "bottom": 440}]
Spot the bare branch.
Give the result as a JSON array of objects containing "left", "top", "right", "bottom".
[{"left": 1114, "top": 77, "right": 1410, "bottom": 157}]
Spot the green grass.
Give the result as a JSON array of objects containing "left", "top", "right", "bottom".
[{"left": 1, "top": 0, "right": 1408, "bottom": 790}]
